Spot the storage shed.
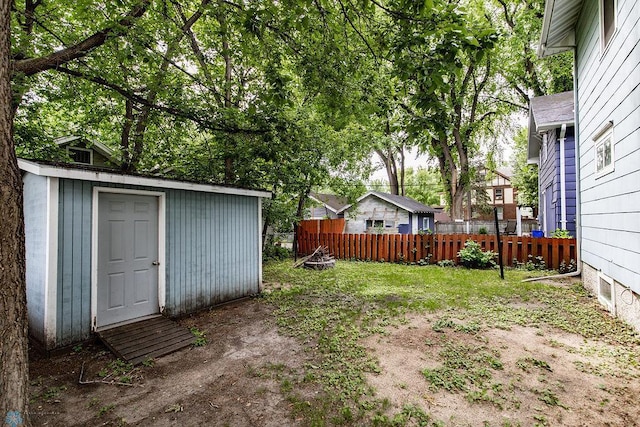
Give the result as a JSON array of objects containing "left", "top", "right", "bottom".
[{"left": 20, "top": 159, "right": 270, "bottom": 350}]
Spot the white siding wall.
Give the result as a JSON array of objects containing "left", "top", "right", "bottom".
[
  {"left": 577, "top": 0, "right": 640, "bottom": 293},
  {"left": 344, "top": 196, "right": 409, "bottom": 234}
]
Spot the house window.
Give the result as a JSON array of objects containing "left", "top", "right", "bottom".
[
  {"left": 496, "top": 207, "right": 504, "bottom": 220},
  {"left": 598, "top": 272, "right": 614, "bottom": 313},
  {"left": 68, "top": 147, "right": 92, "bottom": 165},
  {"left": 600, "top": 0, "right": 617, "bottom": 51},
  {"left": 494, "top": 188, "right": 503, "bottom": 201},
  {"left": 594, "top": 124, "right": 614, "bottom": 176},
  {"left": 422, "top": 217, "right": 431, "bottom": 231},
  {"left": 366, "top": 220, "right": 384, "bottom": 229},
  {"left": 384, "top": 220, "right": 395, "bottom": 228}
]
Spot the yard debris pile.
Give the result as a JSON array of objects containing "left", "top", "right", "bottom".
[{"left": 295, "top": 246, "right": 336, "bottom": 269}]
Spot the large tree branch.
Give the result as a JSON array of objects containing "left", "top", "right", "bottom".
[
  {"left": 55, "top": 66, "right": 267, "bottom": 135},
  {"left": 13, "top": 0, "right": 151, "bottom": 76}
]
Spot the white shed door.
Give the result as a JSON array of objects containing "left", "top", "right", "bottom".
[{"left": 97, "top": 193, "right": 159, "bottom": 328}]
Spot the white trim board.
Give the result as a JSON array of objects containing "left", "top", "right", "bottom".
[
  {"left": 91, "top": 187, "right": 167, "bottom": 331},
  {"left": 18, "top": 158, "right": 271, "bottom": 199}
]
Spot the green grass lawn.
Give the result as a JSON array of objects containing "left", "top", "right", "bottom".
[{"left": 262, "top": 261, "right": 640, "bottom": 426}]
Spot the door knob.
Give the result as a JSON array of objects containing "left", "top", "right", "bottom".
[{"left": 152, "top": 261, "right": 160, "bottom": 266}]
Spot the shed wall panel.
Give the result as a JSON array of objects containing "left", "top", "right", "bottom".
[
  {"left": 24, "top": 173, "right": 48, "bottom": 344},
  {"left": 163, "top": 190, "right": 260, "bottom": 316},
  {"left": 57, "top": 179, "right": 93, "bottom": 346}
]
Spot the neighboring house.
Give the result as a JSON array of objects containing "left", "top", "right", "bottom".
[
  {"left": 339, "top": 191, "right": 438, "bottom": 234},
  {"left": 307, "top": 192, "right": 348, "bottom": 219},
  {"left": 20, "top": 159, "right": 270, "bottom": 350},
  {"left": 55, "top": 135, "right": 119, "bottom": 167},
  {"left": 539, "top": 0, "right": 640, "bottom": 329},
  {"left": 527, "top": 91, "right": 577, "bottom": 236},
  {"left": 465, "top": 167, "right": 519, "bottom": 221}
]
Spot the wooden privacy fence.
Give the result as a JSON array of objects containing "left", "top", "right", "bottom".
[
  {"left": 297, "top": 219, "right": 345, "bottom": 235},
  {"left": 297, "top": 233, "right": 577, "bottom": 271}
]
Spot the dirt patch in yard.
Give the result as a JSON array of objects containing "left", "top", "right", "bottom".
[
  {"left": 364, "top": 310, "right": 640, "bottom": 426},
  {"left": 29, "top": 291, "right": 640, "bottom": 426},
  {"left": 28, "top": 299, "right": 314, "bottom": 426}
]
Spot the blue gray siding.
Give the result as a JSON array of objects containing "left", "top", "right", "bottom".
[
  {"left": 576, "top": 0, "right": 640, "bottom": 292},
  {"left": 24, "top": 173, "right": 48, "bottom": 345},
  {"left": 53, "top": 179, "right": 261, "bottom": 346},
  {"left": 57, "top": 179, "right": 93, "bottom": 346},
  {"left": 164, "top": 190, "right": 260, "bottom": 316}
]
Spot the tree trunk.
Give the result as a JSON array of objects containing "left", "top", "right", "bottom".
[
  {"left": 450, "top": 185, "right": 465, "bottom": 221},
  {"left": 1, "top": 0, "right": 31, "bottom": 423},
  {"left": 375, "top": 148, "right": 400, "bottom": 195}
]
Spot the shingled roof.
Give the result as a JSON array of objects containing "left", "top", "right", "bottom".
[
  {"left": 308, "top": 192, "right": 349, "bottom": 213},
  {"left": 338, "top": 191, "right": 438, "bottom": 214},
  {"left": 528, "top": 91, "right": 575, "bottom": 163}
]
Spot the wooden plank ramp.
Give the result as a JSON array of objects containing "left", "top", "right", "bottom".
[{"left": 97, "top": 316, "right": 195, "bottom": 365}]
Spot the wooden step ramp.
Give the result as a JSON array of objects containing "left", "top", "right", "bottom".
[{"left": 97, "top": 316, "right": 195, "bottom": 365}]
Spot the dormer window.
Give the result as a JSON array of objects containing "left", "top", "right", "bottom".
[{"left": 68, "top": 147, "right": 93, "bottom": 165}]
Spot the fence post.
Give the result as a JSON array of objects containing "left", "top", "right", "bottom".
[{"left": 494, "top": 207, "right": 504, "bottom": 280}]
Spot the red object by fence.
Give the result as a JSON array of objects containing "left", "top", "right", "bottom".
[{"left": 296, "top": 232, "right": 576, "bottom": 271}]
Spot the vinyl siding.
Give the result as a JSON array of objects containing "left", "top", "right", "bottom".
[
  {"left": 24, "top": 173, "right": 48, "bottom": 345},
  {"left": 576, "top": 0, "right": 640, "bottom": 292},
  {"left": 539, "top": 130, "right": 559, "bottom": 234},
  {"left": 344, "top": 196, "right": 410, "bottom": 234}
]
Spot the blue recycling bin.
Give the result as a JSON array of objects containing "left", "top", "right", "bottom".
[{"left": 398, "top": 224, "right": 410, "bottom": 234}]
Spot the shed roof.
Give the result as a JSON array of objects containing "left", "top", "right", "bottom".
[
  {"left": 308, "top": 192, "right": 349, "bottom": 213},
  {"left": 339, "top": 191, "right": 438, "bottom": 214},
  {"left": 527, "top": 91, "right": 575, "bottom": 163},
  {"left": 18, "top": 158, "right": 271, "bottom": 198},
  {"left": 538, "top": 0, "right": 584, "bottom": 57}
]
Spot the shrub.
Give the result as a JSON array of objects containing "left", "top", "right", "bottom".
[
  {"left": 437, "top": 259, "right": 455, "bottom": 267},
  {"left": 478, "top": 227, "right": 488, "bottom": 235},
  {"left": 558, "top": 259, "right": 577, "bottom": 274},
  {"left": 263, "top": 243, "right": 291, "bottom": 261},
  {"left": 551, "top": 228, "right": 572, "bottom": 239},
  {"left": 457, "top": 240, "right": 497, "bottom": 269}
]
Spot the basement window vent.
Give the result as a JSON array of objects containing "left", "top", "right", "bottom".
[{"left": 598, "top": 272, "right": 614, "bottom": 313}]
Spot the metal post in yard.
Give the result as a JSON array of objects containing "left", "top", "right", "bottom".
[{"left": 494, "top": 207, "right": 504, "bottom": 280}]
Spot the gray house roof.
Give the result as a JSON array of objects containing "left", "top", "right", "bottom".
[
  {"left": 308, "top": 192, "right": 349, "bottom": 213},
  {"left": 55, "top": 135, "right": 118, "bottom": 164},
  {"left": 338, "top": 191, "right": 438, "bottom": 214},
  {"left": 538, "top": 0, "right": 585, "bottom": 57},
  {"left": 527, "top": 91, "right": 575, "bottom": 163}
]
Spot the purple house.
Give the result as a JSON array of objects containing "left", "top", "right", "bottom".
[{"left": 527, "top": 91, "right": 576, "bottom": 237}]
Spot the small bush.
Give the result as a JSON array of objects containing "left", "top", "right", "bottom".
[
  {"left": 551, "top": 228, "right": 572, "bottom": 239},
  {"left": 263, "top": 243, "right": 291, "bottom": 261},
  {"left": 437, "top": 259, "right": 456, "bottom": 267},
  {"left": 558, "top": 259, "right": 577, "bottom": 274},
  {"left": 478, "top": 227, "right": 488, "bottom": 235},
  {"left": 512, "top": 254, "right": 546, "bottom": 271},
  {"left": 457, "top": 240, "right": 496, "bottom": 269}
]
